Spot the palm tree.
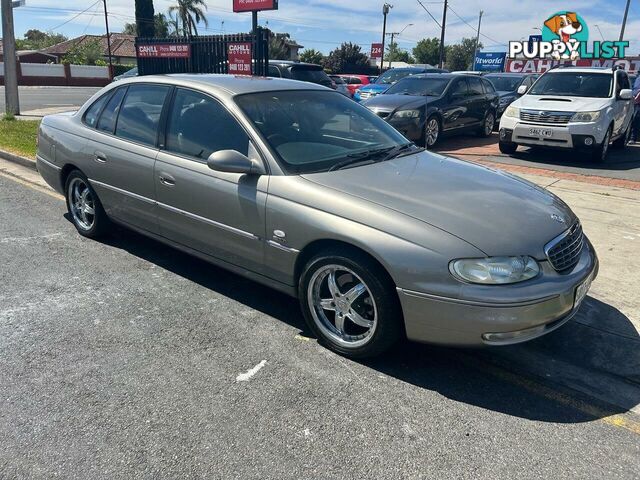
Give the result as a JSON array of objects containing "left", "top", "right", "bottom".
[{"left": 169, "top": 0, "right": 209, "bottom": 37}]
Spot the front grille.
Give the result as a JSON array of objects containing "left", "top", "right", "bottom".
[
  {"left": 520, "top": 110, "right": 574, "bottom": 125},
  {"left": 545, "top": 222, "right": 584, "bottom": 272},
  {"left": 359, "top": 91, "right": 373, "bottom": 99}
]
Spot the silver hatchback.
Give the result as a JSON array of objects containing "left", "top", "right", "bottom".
[{"left": 36, "top": 74, "right": 598, "bottom": 358}]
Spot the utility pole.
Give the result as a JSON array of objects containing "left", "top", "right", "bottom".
[
  {"left": 380, "top": 3, "right": 392, "bottom": 73},
  {"left": 103, "top": 0, "right": 114, "bottom": 79},
  {"left": 472, "top": 10, "right": 483, "bottom": 71},
  {"left": 387, "top": 32, "right": 396, "bottom": 69},
  {"left": 1, "top": 0, "right": 20, "bottom": 116},
  {"left": 438, "top": 0, "right": 447, "bottom": 69},
  {"left": 619, "top": 0, "right": 631, "bottom": 41}
]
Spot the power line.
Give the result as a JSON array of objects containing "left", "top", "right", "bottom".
[
  {"left": 35, "top": 1, "right": 101, "bottom": 32},
  {"left": 446, "top": 4, "right": 506, "bottom": 46},
  {"left": 415, "top": 0, "right": 441, "bottom": 28}
]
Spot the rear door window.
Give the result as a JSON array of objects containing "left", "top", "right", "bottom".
[
  {"left": 290, "top": 67, "right": 332, "bottom": 87},
  {"left": 97, "top": 87, "right": 126, "bottom": 133},
  {"left": 481, "top": 78, "right": 496, "bottom": 93},
  {"left": 468, "top": 77, "right": 484, "bottom": 95},
  {"left": 115, "top": 84, "right": 170, "bottom": 147},
  {"left": 84, "top": 93, "right": 111, "bottom": 128}
]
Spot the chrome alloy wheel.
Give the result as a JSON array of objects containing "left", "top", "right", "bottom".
[
  {"left": 68, "top": 177, "right": 96, "bottom": 231},
  {"left": 307, "top": 265, "right": 378, "bottom": 348},
  {"left": 485, "top": 112, "right": 495, "bottom": 135},
  {"left": 425, "top": 118, "right": 439, "bottom": 148}
]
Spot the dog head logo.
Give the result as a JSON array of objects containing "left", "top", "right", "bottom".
[{"left": 542, "top": 11, "right": 589, "bottom": 60}]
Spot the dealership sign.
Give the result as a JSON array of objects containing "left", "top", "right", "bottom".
[
  {"left": 506, "top": 57, "right": 640, "bottom": 74},
  {"left": 473, "top": 52, "right": 506, "bottom": 71},
  {"left": 136, "top": 44, "right": 191, "bottom": 58},
  {"left": 233, "top": 0, "right": 278, "bottom": 12},
  {"left": 370, "top": 43, "right": 383, "bottom": 59},
  {"left": 228, "top": 42, "right": 253, "bottom": 74}
]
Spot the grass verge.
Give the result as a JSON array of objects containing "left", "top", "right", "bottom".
[{"left": 0, "top": 119, "right": 40, "bottom": 158}]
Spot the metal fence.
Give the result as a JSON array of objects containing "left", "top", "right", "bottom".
[{"left": 135, "top": 29, "right": 269, "bottom": 77}]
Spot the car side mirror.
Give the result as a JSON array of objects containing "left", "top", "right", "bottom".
[
  {"left": 207, "top": 150, "right": 265, "bottom": 175},
  {"left": 619, "top": 89, "right": 632, "bottom": 100},
  {"left": 517, "top": 85, "right": 528, "bottom": 95}
]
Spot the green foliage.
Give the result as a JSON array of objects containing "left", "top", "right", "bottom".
[
  {"left": 124, "top": 13, "right": 170, "bottom": 37},
  {"left": 15, "top": 30, "right": 67, "bottom": 50},
  {"left": 413, "top": 38, "right": 441, "bottom": 66},
  {"left": 2, "top": 113, "right": 16, "bottom": 122},
  {"left": 445, "top": 37, "right": 483, "bottom": 71},
  {"left": 299, "top": 49, "right": 324, "bottom": 65},
  {"left": 385, "top": 42, "right": 413, "bottom": 64},
  {"left": 323, "top": 42, "right": 371, "bottom": 74},
  {"left": 135, "top": 0, "right": 156, "bottom": 38},
  {"left": 0, "top": 120, "right": 40, "bottom": 158},
  {"left": 268, "top": 32, "right": 291, "bottom": 60},
  {"left": 168, "top": 0, "right": 209, "bottom": 36},
  {"left": 62, "top": 39, "right": 103, "bottom": 66}
]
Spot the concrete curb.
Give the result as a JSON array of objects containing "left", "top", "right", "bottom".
[{"left": 0, "top": 149, "right": 37, "bottom": 172}]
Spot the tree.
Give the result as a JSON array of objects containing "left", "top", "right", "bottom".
[
  {"left": 413, "top": 37, "right": 440, "bottom": 65},
  {"left": 323, "top": 42, "right": 370, "bottom": 73},
  {"left": 445, "top": 37, "right": 483, "bottom": 71},
  {"left": 299, "top": 49, "right": 324, "bottom": 65},
  {"left": 268, "top": 32, "right": 291, "bottom": 60},
  {"left": 124, "top": 13, "right": 169, "bottom": 37},
  {"left": 135, "top": 0, "right": 155, "bottom": 38},
  {"left": 15, "top": 30, "right": 67, "bottom": 50},
  {"left": 385, "top": 42, "right": 413, "bottom": 64},
  {"left": 62, "top": 39, "right": 104, "bottom": 66},
  {"left": 169, "top": 0, "right": 209, "bottom": 36}
]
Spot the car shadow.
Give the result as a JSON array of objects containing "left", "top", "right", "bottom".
[{"left": 96, "top": 223, "right": 640, "bottom": 425}]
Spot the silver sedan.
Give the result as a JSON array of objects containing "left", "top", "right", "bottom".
[{"left": 36, "top": 74, "right": 598, "bottom": 358}]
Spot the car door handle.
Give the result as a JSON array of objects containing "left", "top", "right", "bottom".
[
  {"left": 159, "top": 174, "right": 175, "bottom": 186},
  {"left": 94, "top": 152, "right": 107, "bottom": 163}
]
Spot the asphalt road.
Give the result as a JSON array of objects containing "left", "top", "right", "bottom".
[
  {"left": 0, "top": 86, "right": 101, "bottom": 115},
  {"left": 1, "top": 169, "right": 639, "bottom": 478}
]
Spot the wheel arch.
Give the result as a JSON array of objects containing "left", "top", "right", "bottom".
[{"left": 60, "top": 163, "right": 83, "bottom": 192}]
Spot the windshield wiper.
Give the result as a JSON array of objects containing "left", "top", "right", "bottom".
[
  {"left": 328, "top": 146, "right": 395, "bottom": 171},
  {"left": 379, "top": 143, "right": 422, "bottom": 162}
]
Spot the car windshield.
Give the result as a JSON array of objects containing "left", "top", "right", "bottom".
[
  {"left": 385, "top": 77, "right": 450, "bottom": 96},
  {"left": 235, "top": 90, "right": 412, "bottom": 174},
  {"left": 486, "top": 75, "right": 524, "bottom": 92},
  {"left": 528, "top": 72, "right": 612, "bottom": 98},
  {"left": 375, "top": 69, "right": 417, "bottom": 84}
]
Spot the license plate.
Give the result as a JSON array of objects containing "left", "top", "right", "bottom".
[
  {"left": 529, "top": 128, "right": 553, "bottom": 138},
  {"left": 574, "top": 272, "right": 593, "bottom": 308}
]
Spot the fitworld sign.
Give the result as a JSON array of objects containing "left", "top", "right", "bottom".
[
  {"left": 473, "top": 52, "right": 506, "bottom": 71},
  {"left": 233, "top": 0, "right": 278, "bottom": 12}
]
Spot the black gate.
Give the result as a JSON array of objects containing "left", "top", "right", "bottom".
[{"left": 135, "top": 28, "right": 269, "bottom": 77}]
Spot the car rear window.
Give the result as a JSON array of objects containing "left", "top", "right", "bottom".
[
  {"left": 115, "top": 84, "right": 170, "bottom": 147},
  {"left": 290, "top": 66, "right": 332, "bottom": 86},
  {"left": 97, "top": 87, "right": 126, "bottom": 133}
]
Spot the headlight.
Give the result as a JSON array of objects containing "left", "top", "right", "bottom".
[
  {"left": 570, "top": 111, "right": 601, "bottom": 123},
  {"left": 450, "top": 256, "right": 539, "bottom": 285},
  {"left": 393, "top": 109, "right": 421, "bottom": 119},
  {"left": 503, "top": 106, "right": 520, "bottom": 118}
]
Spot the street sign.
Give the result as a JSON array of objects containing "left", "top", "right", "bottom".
[
  {"left": 228, "top": 42, "right": 253, "bottom": 75},
  {"left": 370, "top": 43, "right": 383, "bottom": 59},
  {"left": 136, "top": 44, "right": 191, "bottom": 59},
  {"left": 473, "top": 52, "right": 507, "bottom": 72},
  {"left": 233, "top": 0, "right": 278, "bottom": 12}
]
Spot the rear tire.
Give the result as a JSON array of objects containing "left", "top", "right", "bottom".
[
  {"left": 591, "top": 127, "right": 611, "bottom": 163},
  {"left": 478, "top": 110, "right": 495, "bottom": 137},
  {"left": 499, "top": 141, "right": 518, "bottom": 154},
  {"left": 65, "top": 170, "right": 110, "bottom": 238},
  {"left": 298, "top": 247, "right": 403, "bottom": 358}
]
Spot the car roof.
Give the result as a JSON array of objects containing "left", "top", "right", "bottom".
[
  {"left": 485, "top": 72, "right": 530, "bottom": 76},
  {"left": 116, "top": 73, "right": 328, "bottom": 96},
  {"left": 268, "top": 60, "right": 321, "bottom": 68},
  {"left": 410, "top": 73, "right": 464, "bottom": 79},
  {"left": 546, "top": 67, "right": 614, "bottom": 74}
]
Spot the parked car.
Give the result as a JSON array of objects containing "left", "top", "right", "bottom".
[
  {"left": 112, "top": 66, "right": 138, "bottom": 82},
  {"left": 362, "top": 73, "right": 499, "bottom": 147},
  {"left": 36, "top": 75, "right": 597, "bottom": 358},
  {"left": 337, "top": 74, "right": 372, "bottom": 96},
  {"left": 499, "top": 66, "right": 635, "bottom": 162},
  {"left": 484, "top": 72, "right": 539, "bottom": 122},
  {"left": 354, "top": 67, "right": 447, "bottom": 102},
  {"left": 268, "top": 60, "right": 334, "bottom": 90},
  {"left": 329, "top": 75, "right": 352, "bottom": 97},
  {"left": 368, "top": 76, "right": 378, "bottom": 83},
  {"left": 451, "top": 71, "right": 484, "bottom": 75}
]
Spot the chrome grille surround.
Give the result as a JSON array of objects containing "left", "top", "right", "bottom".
[
  {"left": 544, "top": 222, "right": 584, "bottom": 273},
  {"left": 520, "top": 109, "right": 574, "bottom": 125}
]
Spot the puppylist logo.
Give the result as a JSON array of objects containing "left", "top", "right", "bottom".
[{"left": 509, "top": 11, "right": 629, "bottom": 61}]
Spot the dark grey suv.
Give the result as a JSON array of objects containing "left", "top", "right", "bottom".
[{"left": 267, "top": 60, "right": 334, "bottom": 89}]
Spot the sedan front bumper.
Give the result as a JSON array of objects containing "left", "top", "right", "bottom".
[{"left": 397, "top": 242, "right": 599, "bottom": 346}]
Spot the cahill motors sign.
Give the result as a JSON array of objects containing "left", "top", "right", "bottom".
[
  {"left": 233, "top": 0, "right": 278, "bottom": 12},
  {"left": 136, "top": 44, "right": 191, "bottom": 58},
  {"left": 508, "top": 11, "right": 629, "bottom": 61}
]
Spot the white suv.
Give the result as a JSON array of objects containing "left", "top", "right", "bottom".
[{"left": 498, "top": 67, "right": 634, "bottom": 162}]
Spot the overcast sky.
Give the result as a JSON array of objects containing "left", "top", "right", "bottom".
[{"left": 4, "top": 0, "right": 639, "bottom": 56}]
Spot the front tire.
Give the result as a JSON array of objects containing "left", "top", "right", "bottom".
[
  {"left": 499, "top": 141, "right": 518, "bottom": 154},
  {"left": 298, "top": 248, "right": 402, "bottom": 358},
  {"left": 478, "top": 110, "right": 495, "bottom": 137},
  {"left": 424, "top": 115, "right": 441, "bottom": 149},
  {"left": 612, "top": 123, "right": 631, "bottom": 150},
  {"left": 65, "top": 170, "right": 109, "bottom": 238},
  {"left": 591, "top": 127, "right": 612, "bottom": 163}
]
